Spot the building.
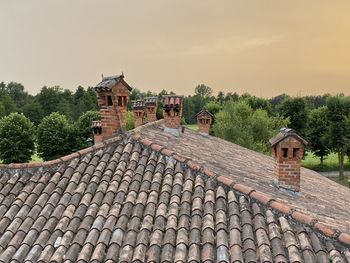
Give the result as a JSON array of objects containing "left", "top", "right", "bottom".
[{"left": 0, "top": 76, "right": 349, "bottom": 262}]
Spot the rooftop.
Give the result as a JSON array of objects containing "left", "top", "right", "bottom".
[{"left": 0, "top": 120, "right": 349, "bottom": 262}]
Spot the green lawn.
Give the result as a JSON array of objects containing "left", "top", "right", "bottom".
[
  {"left": 185, "top": 124, "right": 198, "bottom": 131},
  {"left": 302, "top": 151, "right": 349, "bottom": 172},
  {"left": 329, "top": 176, "right": 350, "bottom": 187}
]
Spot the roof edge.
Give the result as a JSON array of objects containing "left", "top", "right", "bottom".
[
  {"left": 0, "top": 136, "right": 123, "bottom": 170},
  {"left": 131, "top": 132, "right": 350, "bottom": 247}
]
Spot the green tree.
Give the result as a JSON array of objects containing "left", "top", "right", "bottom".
[
  {"left": 37, "top": 86, "right": 62, "bottom": 116},
  {"left": 203, "top": 101, "right": 222, "bottom": 116},
  {"left": 126, "top": 111, "right": 135, "bottom": 131},
  {"left": 195, "top": 84, "right": 212, "bottom": 97},
  {"left": 5, "top": 82, "right": 28, "bottom": 108},
  {"left": 37, "top": 112, "right": 72, "bottom": 160},
  {"left": 74, "top": 111, "right": 101, "bottom": 148},
  {"left": 277, "top": 97, "right": 308, "bottom": 136},
  {"left": 0, "top": 113, "right": 35, "bottom": 163},
  {"left": 326, "top": 96, "right": 350, "bottom": 179},
  {"left": 212, "top": 101, "right": 289, "bottom": 153},
  {"left": 22, "top": 97, "right": 44, "bottom": 125},
  {"left": 307, "top": 107, "right": 330, "bottom": 166},
  {"left": 0, "top": 90, "right": 17, "bottom": 117}
]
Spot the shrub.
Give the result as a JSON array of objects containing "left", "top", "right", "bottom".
[
  {"left": 0, "top": 113, "right": 35, "bottom": 163},
  {"left": 75, "top": 111, "right": 101, "bottom": 147},
  {"left": 37, "top": 112, "right": 72, "bottom": 160}
]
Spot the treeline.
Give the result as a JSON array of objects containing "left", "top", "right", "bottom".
[{"left": 0, "top": 81, "right": 349, "bottom": 179}]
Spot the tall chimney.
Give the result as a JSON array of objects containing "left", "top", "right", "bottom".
[
  {"left": 269, "top": 128, "right": 307, "bottom": 192},
  {"left": 196, "top": 109, "right": 213, "bottom": 135},
  {"left": 132, "top": 100, "right": 145, "bottom": 128},
  {"left": 93, "top": 74, "right": 131, "bottom": 142},
  {"left": 163, "top": 95, "right": 183, "bottom": 136},
  {"left": 91, "top": 120, "right": 103, "bottom": 143},
  {"left": 144, "top": 97, "right": 158, "bottom": 123}
]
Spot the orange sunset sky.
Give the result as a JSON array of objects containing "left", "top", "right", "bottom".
[{"left": 0, "top": 1, "right": 349, "bottom": 97}]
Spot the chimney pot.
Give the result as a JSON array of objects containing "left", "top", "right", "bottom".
[
  {"left": 163, "top": 95, "right": 183, "bottom": 136},
  {"left": 196, "top": 109, "right": 213, "bottom": 135},
  {"left": 269, "top": 129, "right": 307, "bottom": 192}
]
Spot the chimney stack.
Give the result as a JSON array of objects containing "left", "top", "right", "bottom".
[
  {"left": 269, "top": 128, "right": 307, "bottom": 192},
  {"left": 163, "top": 95, "right": 183, "bottom": 136},
  {"left": 93, "top": 74, "right": 132, "bottom": 142},
  {"left": 144, "top": 97, "right": 158, "bottom": 123},
  {"left": 196, "top": 109, "right": 213, "bottom": 135},
  {"left": 91, "top": 120, "right": 103, "bottom": 143},
  {"left": 132, "top": 100, "right": 145, "bottom": 128}
]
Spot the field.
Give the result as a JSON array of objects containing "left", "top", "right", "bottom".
[{"left": 302, "top": 152, "right": 349, "bottom": 171}]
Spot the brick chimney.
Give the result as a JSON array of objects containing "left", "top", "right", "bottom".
[
  {"left": 196, "top": 109, "right": 213, "bottom": 135},
  {"left": 93, "top": 74, "right": 132, "bottom": 142},
  {"left": 269, "top": 128, "right": 307, "bottom": 192},
  {"left": 132, "top": 100, "right": 145, "bottom": 128},
  {"left": 163, "top": 95, "right": 183, "bottom": 136},
  {"left": 144, "top": 97, "right": 158, "bottom": 123},
  {"left": 91, "top": 120, "right": 103, "bottom": 143}
]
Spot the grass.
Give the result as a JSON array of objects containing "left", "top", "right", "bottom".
[
  {"left": 302, "top": 151, "right": 350, "bottom": 172},
  {"left": 329, "top": 176, "right": 350, "bottom": 187},
  {"left": 185, "top": 124, "right": 198, "bottom": 131}
]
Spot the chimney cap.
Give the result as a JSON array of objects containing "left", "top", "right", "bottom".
[
  {"left": 131, "top": 100, "right": 145, "bottom": 109},
  {"left": 144, "top": 97, "right": 158, "bottom": 105},
  {"left": 195, "top": 109, "right": 214, "bottom": 118},
  {"left": 268, "top": 128, "right": 308, "bottom": 147},
  {"left": 95, "top": 74, "right": 132, "bottom": 92}
]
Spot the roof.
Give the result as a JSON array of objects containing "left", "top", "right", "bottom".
[
  {"left": 195, "top": 109, "right": 214, "bottom": 118},
  {"left": 144, "top": 97, "right": 157, "bottom": 105},
  {"left": 131, "top": 100, "right": 145, "bottom": 110},
  {"left": 0, "top": 121, "right": 349, "bottom": 262},
  {"left": 269, "top": 128, "right": 308, "bottom": 147},
  {"left": 95, "top": 75, "right": 132, "bottom": 92}
]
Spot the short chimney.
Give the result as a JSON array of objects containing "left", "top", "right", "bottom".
[
  {"left": 163, "top": 95, "right": 183, "bottom": 136},
  {"left": 144, "top": 97, "right": 158, "bottom": 123},
  {"left": 132, "top": 100, "right": 145, "bottom": 128},
  {"left": 91, "top": 121, "right": 103, "bottom": 143},
  {"left": 196, "top": 109, "right": 213, "bottom": 135},
  {"left": 269, "top": 128, "right": 307, "bottom": 192},
  {"left": 93, "top": 74, "right": 132, "bottom": 143}
]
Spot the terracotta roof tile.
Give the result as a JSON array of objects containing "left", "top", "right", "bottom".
[{"left": 0, "top": 133, "right": 348, "bottom": 262}]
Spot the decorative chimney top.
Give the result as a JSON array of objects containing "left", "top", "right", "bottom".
[
  {"left": 92, "top": 74, "right": 132, "bottom": 144},
  {"left": 196, "top": 109, "right": 213, "bottom": 135},
  {"left": 269, "top": 128, "right": 307, "bottom": 192},
  {"left": 144, "top": 97, "right": 158, "bottom": 123},
  {"left": 162, "top": 95, "right": 183, "bottom": 136},
  {"left": 132, "top": 100, "right": 145, "bottom": 128}
]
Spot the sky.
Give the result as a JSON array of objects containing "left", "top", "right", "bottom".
[{"left": 0, "top": 1, "right": 349, "bottom": 98}]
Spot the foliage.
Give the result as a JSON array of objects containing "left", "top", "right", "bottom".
[
  {"left": 307, "top": 107, "right": 330, "bottom": 165},
  {"left": 37, "top": 112, "right": 72, "bottom": 161},
  {"left": 212, "top": 101, "right": 289, "bottom": 153},
  {"left": 126, "top": 111, "right": 135, "bottom": 131},
  {"left": 203, "top": 101, "right": 222, "bottom": 116},
  {"left": 0, "top": 113, "right": 35, "bottom": 163},
  {"left": 326, "top": 96, "right": 350, "bottom": 179},
  {"left": 74, "top": 111, "right": 101, "bottom": 148},
  {"left": 277, "top": 97, "right": 308, "bottom": 136}
]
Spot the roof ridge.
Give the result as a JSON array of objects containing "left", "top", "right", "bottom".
[
  {"left": 0, "top": 136, "right": 123, "bottom": 170},
  {"left": 131, "top": 132, "right": 350, "bottom": 247}
]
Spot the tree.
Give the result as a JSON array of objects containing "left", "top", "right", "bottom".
[
  {"left": 212, "top": 101, "right": 289, "bottom": 153},
  {"left": 37, "top": 112, "right": 72, "bottom": 160},
  {"left": 195, "top": 84, "right": 212, "bottom": 98},
  {"left": 0, "top": 90, "right": 17, "bottom": 117},
  {"left": 326, "top": 96, "right": 350, "bottom": 180},
  {"left": 5, "top": 82, "right": 28, "bottom": 108},
  {"left": 126, "top": 111, "right": 135, "bottom": 131},
  {"left": 203, "top": 101, "right": 222, "bottom": 116},
  {"left": 74, "top": 111, "right": 101, "bottom": 148},
  {"left": 277, "top": 97, "right": 308, "bottom": 136},
  {"left": 37, "top": 86, "right": 62, "bottom": 116},
  {"left": 307, "top": 107, "right": 330, "bottom": 166},
  {"left": 0, "top": 113, "right": 35, "bottom": 163},
  {"left": 22, "top": 97, "right": 44, "bottom": 125}
]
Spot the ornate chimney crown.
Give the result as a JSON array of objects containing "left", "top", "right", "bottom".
[{"left": 269, "top": 128, "right": 307, "bottom": 192}]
